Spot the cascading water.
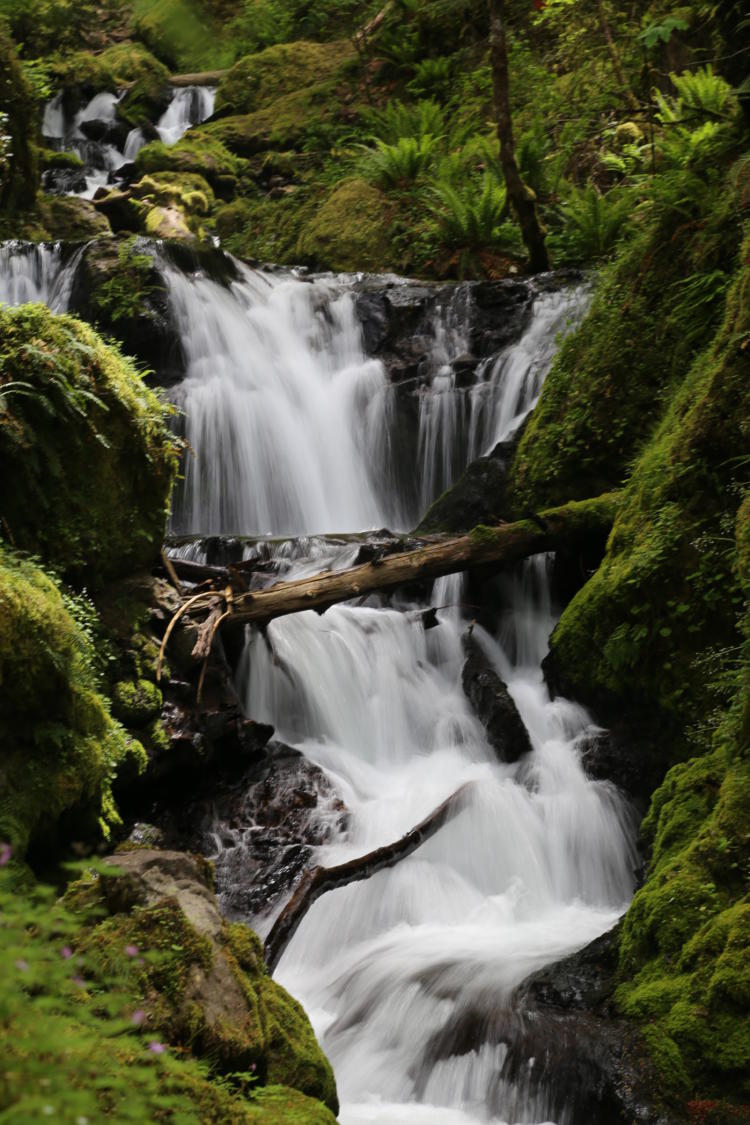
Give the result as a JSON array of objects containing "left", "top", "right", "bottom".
[
  {"left": 0, "top": 228, "right": 633, "bottom": 1119},
  {"left": 40, "top": 84, "right": 215, "bottom": 198},
  {"left": 0, "top": 242, "right": 82, "bottom": 310},
  {"left": 156, "top": 85, "right": 216, "bottom": 145},
  {"left": 215, "top": 548, "right": 637, "bottom": 1124},
  {"left": 165, "top": 259, "right": 402, "bottom": 537}
]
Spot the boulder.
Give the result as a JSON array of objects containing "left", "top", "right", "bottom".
[
  {"left": 79, "top": 848, "right": 339, "bottom": 1114},
  {"left": 461, "top": 632, "right": 532, "bottom": 762},
  {"left": 416, "top": 435, "right": 518, "bottom": 534},
  {"left": 504, "top": 929, "right": 684, "bottom": 1125}
]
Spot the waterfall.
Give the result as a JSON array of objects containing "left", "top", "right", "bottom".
[
  {"left": 165, "top": 258, "right": 398, "bottom": 536},
  {"left": 156, "top": 86, "right": 216, "bottom": 145},
  {"left": 0, "top": 242, "right": 83, "bottom": 310},
  {"left": 211, "top": 545, "right": 637, "bottom": 1125},
  {"left": 40, "top": 85, "right": 215, "bottom": 198},
  {"left": 417, "top": 286, "right": 588, "bottom": 509},
  {"left": 0, "top": 226, "right": 635, "bottom": 1121}
]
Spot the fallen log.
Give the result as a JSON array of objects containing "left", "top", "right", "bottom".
[
  {"left": 228, "top": 493, "right": 619, "bottom": 629},
  {"left": 264, "top": 782, "right": 474, "bottom": 972},
  {"left": 169, "top": 70, "right": 229, "bottom": 87}
]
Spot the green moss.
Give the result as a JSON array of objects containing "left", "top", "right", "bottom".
[
  {"left": 546, "top": 228, "right": 750, "bottom": 740},
  {"left": 510, "top": 162, "right": 745, "bottom": 512},
  {"left": 0, "top": 29, "right": 40, "bottom": 213},
  {"left": 299, "top": 177, "right": 391, "bottom": 272},
  {"left": 131, "top": 0, "right": 231, "bottom": 71},
  {"left": 0, "top": 303, "right": 179, "bottom": 586},
  {"left": 0, "top": 548, "right": 143, "bottom": 856},
  {"left": 38, "top": 194, "right": 112, "bottom": 240},
  {"left": 215, "top": 40, "right": 355, "bottom": 115},
  {"left": 136, "top": 134, "right": 245, "bottom": 190},
  {"left": 112, "top": 679, "right": 162, "bottom": 727},
  {"left": 39, "top": 147, "right": 84, "bottom": 170}
]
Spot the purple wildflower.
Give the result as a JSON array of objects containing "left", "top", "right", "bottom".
[
  {"left": 124, "top": 944, "right": 139, "bottom": 957},
  {"left": 131, "top": 1009, "right": 146, "bottom": 1026},
  {"left": 15, "top": 959, "right": 29, "bottom": 972},
  {"left": 61, "top": 946, "right": 73, "bottom": 960},
  {"left": 148, "top": 1041, "right": 167, "bottom": 1054},
  {"left": 0, "top": 842, "right": 12, "bottom": 866}
]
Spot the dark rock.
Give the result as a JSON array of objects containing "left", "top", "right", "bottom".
[
  {"left": 416, "top": 442, "right": 514, "bottom": 535},
  {"left": 68, "top": 236, "right": 186, "bottom": 387},
  {"left": 461, "top": 631, "right": 532, "bottom": 762},
  {"left": 154, "top": 741, "right": 349, "bottom": 922},
  {"left": 501, "top": 928, "right": 686, "bottom": 1125},
  {"left": 41, "top": 166, "right": 88, "bottom": 195}
]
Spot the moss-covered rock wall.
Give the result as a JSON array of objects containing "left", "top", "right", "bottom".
[{"left": 0, "top": 303, "right": 179, "bottom": 586}]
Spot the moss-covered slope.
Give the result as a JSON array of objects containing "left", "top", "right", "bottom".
[{"left": 0, "top": 303, "right": 179, "bottom": 586}]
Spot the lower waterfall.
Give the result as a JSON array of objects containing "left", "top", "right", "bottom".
[{"left": 201, "top": 542, "right": 638, "bottom": 1125}]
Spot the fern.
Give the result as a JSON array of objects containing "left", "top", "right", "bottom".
[
  {"left": 361, "top": 134, "right": 441, "bottom": 187},
  {"left": 407, "top": 57, "right": 453, "bottom": 100},
  {"left": 361, "top": 99, "right": 446, "bottom": 143},
  {"left": 552, "top": 184, "right": 633, "bottom": 264},
  {"left": 429, "top": 173, "right": 510, "bottom": 247}
]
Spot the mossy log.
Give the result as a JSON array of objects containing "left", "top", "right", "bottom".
[
  {"left": 264, "top": 783, "right": 474, "bottom": 972},
  {"left": 226, "top": 493, "right": 620, "bottom": 628}
]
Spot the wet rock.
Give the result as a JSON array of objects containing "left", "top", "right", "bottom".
[
  {"left": 502, "top": 929, "right": 685, "bottom": 1125},
  {"left": 461, "top": 632, "right": 532, "bottom": 762},
  {"left": 39, "top": 194, "right": 112, "bottom": 240},
  {"left": 68, "top": 236, "right": 186, "bottom": 386},
  {"left": 41, "top": 166, "right": 88, "bottom": 195},
  {"left": 156, "top": 742, "right": 349, "bottom": 922},
  {"left": 416, "top": 435, "right": 518, "bottom": 534}
]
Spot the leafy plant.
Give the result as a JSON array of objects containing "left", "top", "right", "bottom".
[
  {"left": 638, "top": 15, "right": 689, "bottom": 50},
  {"left": 551, "top": 183, "right": 633, "bottom": 264},
  {"left": 407, "top": 56, "right": 453, "bottom": 100},
  {"left": 361, "top": 98, "right": 446, "bottom": 143},
  {"left": 361, "top": 134, "right": 441, "bottom": 187}
]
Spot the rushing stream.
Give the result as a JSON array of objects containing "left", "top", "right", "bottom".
[{"left": 0, "top": 240, "right": 637, "bottom": 1122}]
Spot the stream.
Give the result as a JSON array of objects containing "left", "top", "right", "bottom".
[{"left": 0, "top": 239, "right": 638, "bottom": 1123}]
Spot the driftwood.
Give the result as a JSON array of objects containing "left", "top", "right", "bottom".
[
  {"left": 226, "top": 493, "right": 619, "bottom": 628},
  {"left": 264, "top": 782, "right": 474, "bottom": 971}
]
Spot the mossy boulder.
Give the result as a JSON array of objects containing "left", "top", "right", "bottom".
[
  {"left": 39, "top": 194, "right": 112, "bottom": 240},
  {"left": 49, "top": 43, "right": 170, "bottom": 124},
  {"left": 131, "top": 0, "right": 226, "bottom": 73},
  {"left": 135, "top": 133, "right": 244, "bottom": 193},
  {"left": 0, "top": 29, "right": 39, "bottom": 215},
  {"left": 299, "top": 177, "right": 391, "bottom": 272},
  {"left": 510, "top": 162, "right": 745, "bottom": 512},
  {"left": 0, "top": 304, "right": 179, "bottom": 586},
  {"left": 215, "top": 40, "right": 355, "bottom": 115},
  {"left": 205, "top": 81, "right": 344, "bottom": 158},
  {"left": 0, "top": 547, "right": 142, "bottom": 856},
  {"left": 75, "top": 849, "right": 338, "bottom": 1114},
  {"left": 113, "top": 678, "right": 163, "bottom": 727}
]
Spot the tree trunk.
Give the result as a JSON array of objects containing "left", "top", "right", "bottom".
[
  {"left": 264, "top": 783, "right": 474, "bottom": 971},
  {"left": 595, "top": 0, "right": 640, "bottom": 113},
  {"left": 488, "top": 0, "right": 550, "bottom": 273},
  {"left": 224, "top": 493, "right": 618, "bottom": 628}
]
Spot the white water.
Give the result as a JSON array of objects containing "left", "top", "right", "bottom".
[
  {"left": 0, "top": 242, "right": 82, "bottom": 310},
  {"left": 230, "top": 551, "right": 637, "bottom": 1124},
  {"left": 156, "top": 85, "right": 216, "bottom": 145},
  {"left": 167, "top": 263, "right": 586, "bottom": 536},
  {"left": 41, "top": 84, "right": 215, "bottom": 198},
  {"left": 167, "top": 260, "right": 401, "bottom": 536}
]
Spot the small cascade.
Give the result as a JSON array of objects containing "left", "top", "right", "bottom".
[
  {"left": 467, "top": 287, "right": 588, "bottom": 457},
  {"left": 156, "top": 86, "right": 216, "bottom": 145},
  {"left": 165, "top": 258, "right": 400, "bottom": 537},
  {"left": 40, "top": 84, "right": 215, "bottom": 198},
  {"left": 417, "top": 286, "right": 588, "bottom": 503},
  {"left": 0, "top": 242, "right": 83, "bottom": 311},
  {"left": 199, "top": 542, "right": 638, "bottom": 1124}
]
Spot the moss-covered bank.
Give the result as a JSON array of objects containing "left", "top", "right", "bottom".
[{"left": 0, "top": 303, "right": 179, "bottom": 586}]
